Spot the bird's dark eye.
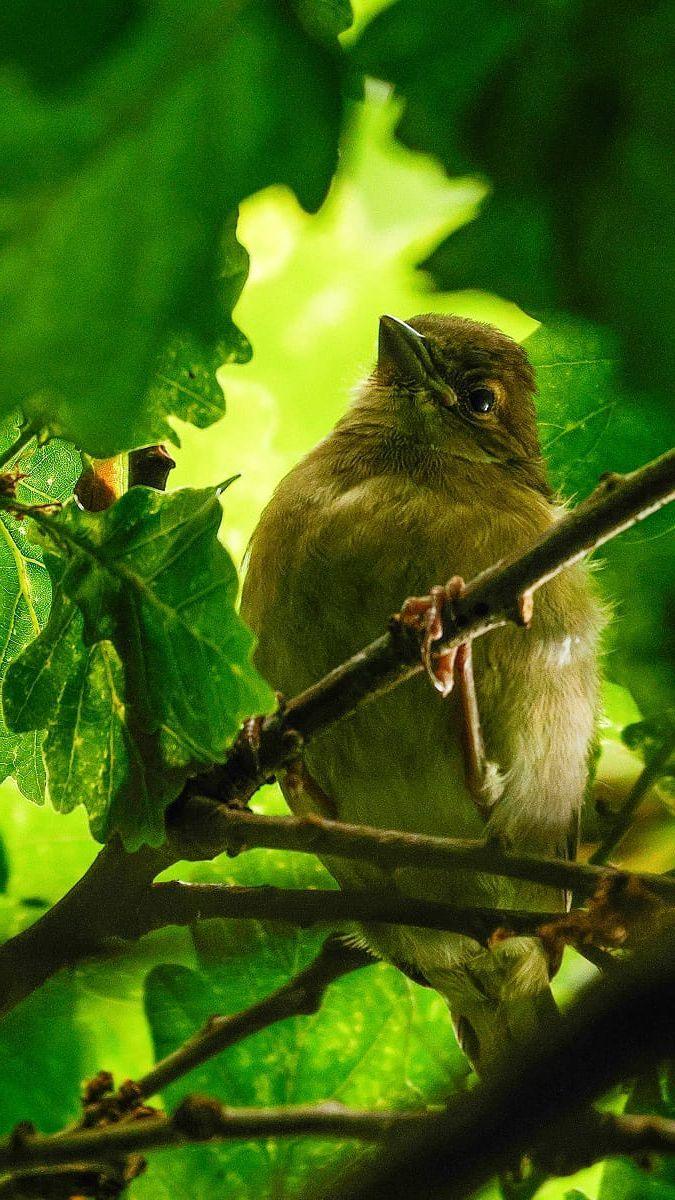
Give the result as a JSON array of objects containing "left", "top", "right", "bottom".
[{"left": 467, "top": 387, "right": 496, "bottom": 414}]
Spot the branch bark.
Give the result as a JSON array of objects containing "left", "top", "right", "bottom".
[
  {"left": 0, "top": 450, "right": 672, "bottom": 1019},
  {"left": 144, "top": 881, "right": 550, "bottom": 941},
  {"left": 0, "top": 1100, "right": 432, "bottom": 1174},
  {"left": 333, "top": 925, "right": 675, "bottom": 1200},
  {"left": 167, "top": 805, "right": 675, "bottom": 902},
  {"left": 2, "top": 1096, "right": 674, "bottom": 1180}
]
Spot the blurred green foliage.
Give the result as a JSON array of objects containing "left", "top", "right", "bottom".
[
  {"left": 0, "top": 2, "right": 671, "bottom": 1199},
  {"left": 354, "top": 0, "right": 674, "bottom": 391},
  {"left": 0, "top": 0, "right": 341, "bottom": 455}
]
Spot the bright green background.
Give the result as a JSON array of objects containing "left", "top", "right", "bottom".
[{"left": 0, "top": 2, "right": 672, "bottom": 1198}]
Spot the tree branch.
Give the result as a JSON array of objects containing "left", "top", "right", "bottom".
[
  {"left": 0, "top": 450, "right": 672, "bottom": 1020},
  {"left": 131, "top": 935, "right": 371, "bottom": 1102},
  {"left": 2, "top": 1096, "right": 673, "bottom": 1181},
  {"left": 143, "top": 881, "right": 549, "bottom": 941},
  {"left": 172, "top": 446, "right": 675, "bottom": 815},
  {"left": 0, "top": 1099, "right": 432, "bottom": 1175},
  {"left": 167, "top": 805, "right": 675, "bottom": 903},
  {"left": 590, "top": 730, "right": 675, "bottom": 866},
  {"left": 333, "top": 925, "right": 675, "bottom": 1200}
]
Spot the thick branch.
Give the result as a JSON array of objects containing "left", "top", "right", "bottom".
[
  {"left": 0, "top": 450, "right": 672, "bottom": 1019},
  {"left": 334, "top": 926, "right": 675, "bottom": 1200},
  {"left": 0, "top": 840, "right": 170, "bottom": 1019},
  {"left": 2, "top": 1098, "right": 673, "bottom": 1179}
]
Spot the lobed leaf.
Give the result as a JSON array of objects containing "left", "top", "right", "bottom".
[
  {"left": 0, "top": 0, "right": 343, "bottom": 456},
  {"left": 135, "top": 849, "right": 465, "bottom": 1200},
  {"left": 0, "top": 415, "right": 79, "bottom": 801},
  {"left": 3, "top": 487, "right": 274, "bottom": 848}
]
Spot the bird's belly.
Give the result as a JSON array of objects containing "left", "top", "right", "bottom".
[{"left": 300, "top": 672, "right": 540, "bottom": 910}]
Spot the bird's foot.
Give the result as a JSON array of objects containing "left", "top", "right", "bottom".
[
  {"left": 396, "top": 577, "right": 502, "bottom": 821},
  {"left": 397, "top": 574, "right": 466, "bottom": 697}
]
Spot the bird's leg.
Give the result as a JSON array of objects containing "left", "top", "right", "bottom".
[
  {"left": 397, "top": 576, "right": 493, "bottom": 817},
  {"left": 455, "top": 640, "right": 491, "bottom": 818},
  {"left": 284, "top": 758, "right": 339, "bottom": 820}
]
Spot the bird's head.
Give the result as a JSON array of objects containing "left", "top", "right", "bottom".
[{"left": 367, "top": 313, "right": 544, "bottom": 482}]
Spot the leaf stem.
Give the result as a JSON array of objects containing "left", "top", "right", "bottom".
[
  {"left": 590, "top": 731, "right": 675, "bottom": 866},
  {"left": 0, "top": 421, "right": 41, "bottom": 472}
]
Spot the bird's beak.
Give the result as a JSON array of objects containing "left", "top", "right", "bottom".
[{"left": 378, "top": 315, "right": 437, "bottom": 385}]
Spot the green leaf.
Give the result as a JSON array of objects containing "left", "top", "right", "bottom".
[
  {"left": 0, "top": 415, "right": 79, "bottom": 802},
  {"left": 352, "top": 0, "right": 521, "bottom": 175},
  {"left": 423, "top": 195, "right": 558, "bottom": 318},
  {"left": 294, "top": 0, "right": 354, "bottom": 41},
  {"left": 0, "top": 972, "right": 85, "bottom": 1134},
  {"left": 0, "top": 0, "right": 343, "bottom": 456},
  {"left": 598, "top": 1069, "right": 675, "bottom": 1200},
  {"left": 354, "top": 0, "right": 674, "bottom": 389},
  {"left": 135, "top": 850, "right": 465, "bottom": 1200},
  {"left": 3, "top": 488, "right": 274, "bottom": 848},
  {"left": 528, "top": 317, "right": 675, "bottom": 710},
  {"left": 146, "top": 340, "right": 230, "bottom": 445},
  {"left": 0, "top": 0, "right": 141, "bottom": 94}
]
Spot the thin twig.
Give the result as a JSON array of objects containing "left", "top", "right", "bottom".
[
  {"left": 590, "top": 731, "right": 675, "bottom": 865},
  {"left": 0, "top": 450, "right": 673, "bottom": 1019},
  {"left": 167, "top": 805, "right": 675, "bottom": 903},
  {"left": 2, "top": 1098, "right": 673, "bottom": 1177},
  {"left": 144, "top": 881, "right": 550, "bottom": 941},
  {"left": 132, "top": 936, "right": 371, "bottom": 1102}
]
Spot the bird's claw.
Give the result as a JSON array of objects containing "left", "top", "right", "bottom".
[{"left": 398, "top": 575, "right": 465, "bottom": 697}]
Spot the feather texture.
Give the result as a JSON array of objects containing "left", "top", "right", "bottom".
[{"left": 240, "top": 315, "right": 605, "bottom": 1069}]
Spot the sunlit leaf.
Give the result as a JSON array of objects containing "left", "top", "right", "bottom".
[
  {"left": 135, "top": 849, "right": 465, "bottom": 1200},
  {"left": 3, "top": 488, "right": 274, "bottom": 847},
  {"left": 0, "top": 415, "right": 79, "bottom": 802}
]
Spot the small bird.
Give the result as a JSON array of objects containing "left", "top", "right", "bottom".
[{"left": 241, "top": 314, "right": 604, "bottom": 1070}]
